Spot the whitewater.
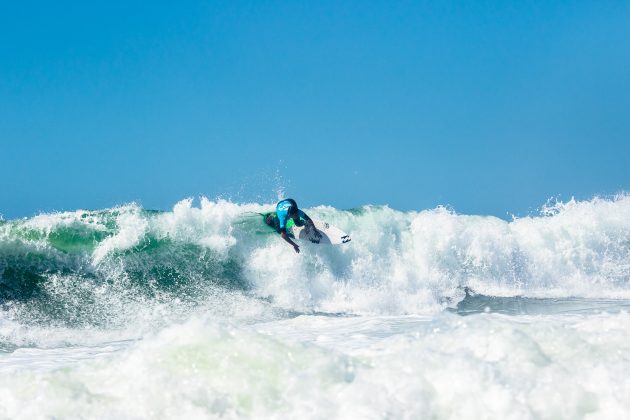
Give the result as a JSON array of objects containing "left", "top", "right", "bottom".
[{"left": 1, "top": 195, "right": 630, "bottom": 419}]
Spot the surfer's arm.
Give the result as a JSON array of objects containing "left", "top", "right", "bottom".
[{"left": 280, "top": 231, "right": 300, "bottom": 253}]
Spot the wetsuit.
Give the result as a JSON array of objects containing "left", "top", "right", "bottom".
[{"left": 264, "top": 199, "right": 307, "bottom": 233}]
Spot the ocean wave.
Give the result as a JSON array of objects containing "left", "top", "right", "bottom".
[{"left": 1, "top": 195, "right": 630, "bottom": 322}]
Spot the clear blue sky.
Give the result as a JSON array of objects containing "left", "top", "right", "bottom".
[{"left": 1, "top": 1, "right": 629, "bottom": 219}]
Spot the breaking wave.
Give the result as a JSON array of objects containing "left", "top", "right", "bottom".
[{"left": 1, "top": 194, "right": 630, "bottom": 327}]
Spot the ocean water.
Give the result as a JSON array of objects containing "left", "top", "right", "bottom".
[{"left": 1, "top": 196, "right": 630, "bottom": 419}]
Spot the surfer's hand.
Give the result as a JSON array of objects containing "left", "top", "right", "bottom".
[
  {"left": 314, "top": 229, "right": 322, "bottom": 239},
  {"left": 293, "top": 244, "right": 300, "bottom": 254}
]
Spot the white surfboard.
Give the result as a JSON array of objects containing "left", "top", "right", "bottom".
[{"left": 291, "top": 219, "right": 351, "bottom": 245}]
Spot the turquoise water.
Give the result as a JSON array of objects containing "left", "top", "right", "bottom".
[{"left": 1, "top": 196, "right": 630, "bottom": 418}]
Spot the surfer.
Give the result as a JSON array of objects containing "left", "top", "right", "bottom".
[{"left": 265, "top": 198, "right": 321, "bottom": 253}]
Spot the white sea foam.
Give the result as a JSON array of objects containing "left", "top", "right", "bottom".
[
  {"left": 236, "top": 195, "right": 630, "bottom": 314},
  {"left": 2, "top": 312, "right": 630, "bottom": 419}
]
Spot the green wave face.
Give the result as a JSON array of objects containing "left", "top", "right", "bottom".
[{"left": 0, "top": 204, "right": 257, "bottom": 327}]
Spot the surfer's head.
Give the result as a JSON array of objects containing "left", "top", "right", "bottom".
[{"left": 288, "top": 206, "right": 299, "bottom": 218}]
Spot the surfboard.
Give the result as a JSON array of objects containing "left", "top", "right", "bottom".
[{"left": 291, "top": 219, "right": 351, "bottom": 245}]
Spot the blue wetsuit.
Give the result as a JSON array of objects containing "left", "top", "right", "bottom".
[{"left": 275, "top": 199, "right": 307, "bottom": 233}]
